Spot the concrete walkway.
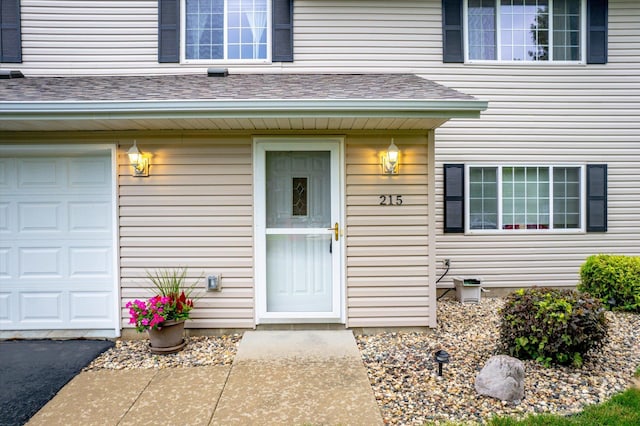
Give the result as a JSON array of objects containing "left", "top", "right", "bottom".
[{"left": 27, "top": 331, "right": 383, "bottom": 426}]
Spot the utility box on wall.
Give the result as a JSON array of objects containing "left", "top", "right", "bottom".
[
  {"left": 453, "top": 277, "right": 482, "bottom": 304},
  {"left": 207, "top": 274, "right": 221, "bottom": 291}
]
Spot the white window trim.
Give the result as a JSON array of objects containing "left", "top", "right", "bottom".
[
  {"left": 180, "top": 0, "right": 272, "bottom": 64},
  {"left": 463, "top": 0, "right": 587, "bottom": 65},
  {"left": 464, "top": 164, "right": 587, "bottom": 234}
]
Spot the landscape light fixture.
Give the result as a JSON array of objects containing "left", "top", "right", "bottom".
[{"left": 434, "top": 349, "right": 450, "bottom": 377}]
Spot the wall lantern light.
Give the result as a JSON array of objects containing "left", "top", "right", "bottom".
[
  {"left": 434, "top": 349, "right": 450, "bottom": 377},
  {"left": 382, "top": 138, "right": 400, "bottom": 174},
  {"left": 127, "top": 140, "right": 149, "bottom": 177}
]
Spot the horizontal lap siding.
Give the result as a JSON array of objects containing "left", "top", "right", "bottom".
[
  {"left": 20, "top": 1, "right": 158, "bottom": 74},
  {"left": 346, "top": 136, "right": 432, "bottom": 327},
  {"left": 119, "top": 139, "right": 255, "bottom": 329},
  {"left": 17, "top": 0, "right": 441, "bottom": 75},
  {"left": 431, "top": 0, "right": 640, "bottom": 289}
]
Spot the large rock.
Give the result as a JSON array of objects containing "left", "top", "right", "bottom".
[{"left": 475, "top": 355, "right": 525, "bottom": 402}]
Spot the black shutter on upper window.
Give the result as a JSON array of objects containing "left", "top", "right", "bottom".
[
  {"left": 0, "top": 0, "right": 22, "bottom": 63},
  {"left": 442, "top": 0, "right": 463, "bottom": 63},
  {"left": 587, "top": 0, "right": 608, "bottom": 64},
  {"left": 586, "top": 164, "right": 607, "bottom": 232},
  {"left": 158, "top": 0, "right": 180, "bottom": 63},
  {"left": 272, "top": 0, "right": 293, "bottom": 62},
  {"left": 444, "top": 164, "right": 465, "bottom": 233}
]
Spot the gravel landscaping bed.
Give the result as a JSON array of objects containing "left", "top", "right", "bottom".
[
  {"left": 85, "top": 334, "right": 241, "bottom": 370},
  {"left": 356, "top": 298, "right": 640, "bottom": 425}
]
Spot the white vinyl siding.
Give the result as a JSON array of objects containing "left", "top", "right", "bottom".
[
  {"left": 345, "top": 136, "right": 434, "bottom": 328},
  {"left": 118, "top": 139, "right": 255, "bottom": 329}
]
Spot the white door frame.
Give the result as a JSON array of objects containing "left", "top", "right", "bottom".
[{"left": 253, "top": 137, "right": 345, "bottom": 324}]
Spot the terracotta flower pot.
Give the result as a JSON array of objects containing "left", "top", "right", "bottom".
[{"left": 147, "top": 319, "right": 187, "bottom": 354}]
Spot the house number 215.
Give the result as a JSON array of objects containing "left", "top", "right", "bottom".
[{"left": 379, "top": 195, "right": 403, "bottom": 206}]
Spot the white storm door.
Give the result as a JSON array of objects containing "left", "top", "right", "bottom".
[{"left": 255, "top": 140, "right": 342, "bottom": 323}]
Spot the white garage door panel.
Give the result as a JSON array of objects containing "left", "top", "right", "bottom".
[
  {"left": 20, "top": 292, "right": 63, "bottom": 322},
  {"left": 0, "top": 293, "right": 10, "bottom": 321},
  {"left": 69, "top": 202, "right": 111, "bottom": 232},
  {"left": 70, "top": 292, "right": 112, "bottom": 321},
  {"left": 69, "top": 247, "right": 111, "bottom": 277},
  {"left": 19, "top": 247, "right": 62, "bottom": 278},
  {"left": 19, "top": 203, "right": 62, "bottom": 232},
  {"left": 0, "top": 248, "right": 9, "bottom": 278},
  {"left": 0, "top": 151, "right": 117, "bottom": 332}
]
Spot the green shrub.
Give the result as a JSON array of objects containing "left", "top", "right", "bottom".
[
  {"left": 579, "top": 254, "right": 640, "bottom": 313},
  {"left": 499, "top": 287, "right": 608, "bottom": 367}
]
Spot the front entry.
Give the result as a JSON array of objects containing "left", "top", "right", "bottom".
[{"left": 254, "top": 139, "right": 343, "bottom": 323}]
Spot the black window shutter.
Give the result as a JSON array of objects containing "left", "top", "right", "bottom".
[
  {"left": 272, "top": 0, "right": 293, "bottom": 62},
  {"left": 586, "top": 164, "right": 607, "bottom": 232},
  {"left": 587, "top": 0, "right": 608, "bottom": 64},
  {"left": 442, "top": 0, "right": 463, "bottom": 63},
  {"left": 0, "top": 0, "right": 22, "bottom": 63},
  {"left": 158, "top": 0, "right": 180, "bottom": 63},
  {"left": 444, "top": 164, "right": 465, "bottom": 233}
]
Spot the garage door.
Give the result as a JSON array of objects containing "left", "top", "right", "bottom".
[{"left": 0, "top": 146, "right": 117, "bottom": 334}]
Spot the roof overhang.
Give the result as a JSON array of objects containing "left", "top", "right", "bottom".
[{"left": 0, "top": 74, "right": 487, "bottom": 132}]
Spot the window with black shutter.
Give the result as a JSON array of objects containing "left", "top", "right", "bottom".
[
  {"left": 0, "top": 0, "right": 22, "bottom": 63},
  {"left": 442, "top": 0, "right": 608, "bottom": 64},
  {"left": 158, "top": 0, "right": 293, "bottom": 63}
]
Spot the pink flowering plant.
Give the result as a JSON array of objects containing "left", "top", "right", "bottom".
[{"left": 126, "top": 267, "right": 199, "bottom": 333}]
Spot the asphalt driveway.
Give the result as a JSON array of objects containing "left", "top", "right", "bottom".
[{"left": 0, "top": 339, "right": 114, "bottom": 426}]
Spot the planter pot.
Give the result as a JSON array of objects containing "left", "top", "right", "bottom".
[{"left": 148, "top": 319, "right": 187, "bottom": 354}]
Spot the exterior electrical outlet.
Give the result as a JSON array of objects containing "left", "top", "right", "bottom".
[{"left": 207, "top": 275, "right": 221, "bottom": 292}]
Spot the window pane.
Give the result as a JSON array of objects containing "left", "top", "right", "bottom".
[
  {"left": 468, "top": 0, "right": 497, "bottom": 60},
  {"left": 502, "top": 166, "right": 550, "bottom": 229},
  {"left": 228, "top": 0, "right": 268, "bottom": 60},
  {"left": 499, "top": 0, "right": 549, "bottom": 61},
  {"left": 553, "top": 167, "right": 581, "bottom": 228},
  {"left": 185, "top": 0, "right": 267, "bottom": 60},
  {"left": 553, "top": 0, "right": 581, "bottom": 61},
  {"left": 469, "top": 167, "right": 498, "bottom": 229},
  {"left": 185, "top": 0, "right": 224, "bottom": 60}
]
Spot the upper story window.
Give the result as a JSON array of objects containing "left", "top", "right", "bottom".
[
  {"left": 183, "top": 0, "right": 270, "bottom": 62},
  {"left": 465, "top": 0, "right": 585, "bottom": 62}
]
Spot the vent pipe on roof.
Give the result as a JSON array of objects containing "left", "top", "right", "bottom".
[
  {"left": 207, "top": 68, "right": 229, "bottom": 77},
  {"left": 0, "top": 70, "right": 24, "bottom": 79}
]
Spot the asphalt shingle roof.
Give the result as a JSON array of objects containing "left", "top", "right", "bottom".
[{"left": 0, "top": 73, "right": 474, "bottom": 102}]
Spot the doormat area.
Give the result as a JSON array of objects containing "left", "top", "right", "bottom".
[{"left": 0, "top": 339, "right": 114, "bottom": 425}]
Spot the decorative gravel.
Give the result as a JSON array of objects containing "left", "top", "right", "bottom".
[
  {"left": 356, "top": 298, "right": 640, "bottom": 425},
  {"left": 84, "top": 334, "right": 241, "bottom": 370}
]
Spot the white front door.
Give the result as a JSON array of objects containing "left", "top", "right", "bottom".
[{"left": 255, "top": 139, "right": 343, "bottom": 323}]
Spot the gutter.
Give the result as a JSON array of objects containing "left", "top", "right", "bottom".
[{"left": 0, "top": 99, "right": 488, "bottom": 121}]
